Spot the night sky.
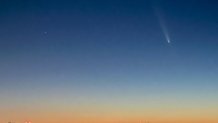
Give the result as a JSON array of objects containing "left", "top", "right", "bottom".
[{"left": 1, "top": 0, "right": 218, "bottom": 123}]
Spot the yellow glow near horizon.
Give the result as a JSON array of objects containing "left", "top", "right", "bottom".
[{"left": 1, "top": 102, "right": 218, "bottom": 123}]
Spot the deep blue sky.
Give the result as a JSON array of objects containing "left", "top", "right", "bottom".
[{"left": 0, "top": 1, "right": 218, "bottom": 122}]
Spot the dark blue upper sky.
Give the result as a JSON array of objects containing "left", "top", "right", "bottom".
[{"left": 1, "top": 0, "right": 218, "bottom": 99}]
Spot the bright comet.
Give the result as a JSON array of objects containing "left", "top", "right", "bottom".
[{"left": 154, "top": 7, "right": 171, "bottom": 44}]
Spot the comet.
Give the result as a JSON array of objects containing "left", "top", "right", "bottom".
[{"left": 154, "top": 7, "right": 171, "bottom": 44}]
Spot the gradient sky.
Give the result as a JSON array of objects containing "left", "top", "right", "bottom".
[{"left": 1, "top": 0, "right": 218, "bottom": 123}]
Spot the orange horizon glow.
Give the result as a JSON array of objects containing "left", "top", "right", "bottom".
[{"left": 1, "top": 106, "right": 218, "bottom": 123}]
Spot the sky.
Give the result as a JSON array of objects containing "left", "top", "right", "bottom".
[{"left": 0, "top": 0, "right": 218, "bottom": 123}]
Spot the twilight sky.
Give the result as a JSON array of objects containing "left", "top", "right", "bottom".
[{"left": 1, "top": 0, "right": 218, "bottom": 123}]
